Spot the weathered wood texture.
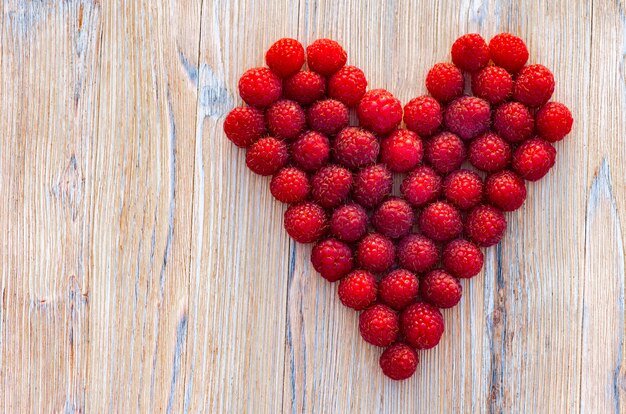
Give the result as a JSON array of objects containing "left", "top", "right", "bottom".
[{"left": 0, "top": 0, "right": 624, "bottom": 412}]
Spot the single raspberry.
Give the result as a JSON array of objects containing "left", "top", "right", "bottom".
[
  {"left": 371, "top": 198, "right": 415, "bottom": 239},
  {"left": 403, "top": 96, "right": 443, "bottom": 137},
  {"left": 291, "top": 130, "right": 330, "bottom": 172},
  {"left": 443, "top": 169, "right": 484, "bottom": 210},
  {"left": 307, "top": 99, "right": 349, "bottom": 136},
  {"left": 266, "top": 99, "right": 306, "bottom": 140},
  {"left": 356, "top": 233, "right": 396, "bottom": 273},
  {"left": 265, "top": 38, "right": 305, "bottom": 77},
  {"left": 418, "top": 201, "right": 463, "bottom": 241},
  {"left": 465, "top": 204, "right": 507, "bottom": 247},
  {"left": 468, "top": 132, "right": 512, "bottom": 172},
  {"left": 451, "top": 33, "right": 490, "bottom": 72},
  {"left": 471, "top": 66, "right": 513, "bottom": 104},
  {"left": 513, "top": 64, "right": 555, "bottom": 107},
  {"left": 330, "top": 203, "right": 369, "bottom": 243},
  {"left": 380, "top": 343, "right": 419, "bottom": 381},
  {"left": 311, "top": 238, "right": 354, "bottom": 282},
  {"left": 223, "top": 106, "right": 266, "bottom": 148},
  {"left": 238, "top": 67, "right": 282, "bottom": 108},
  {"left": 397, "top": 234, "right": 440, "bottom": 274},
  {"left": 535, "top": 102, "right": 573, "bottom": 142},
  {"left": 306, "top": 38, "right": 347, "bottom": 76},
  {"left": 283, "top": 71, "right": 326, "bottom": 106},
  {"left": 246, "top": 137, "right": 288, "bottom": 176},
  {"left": 485, "top": 170, "right": 527, "bottom": 211},
  {"left": 359, "top": 304, "right": 400, "bottom": 347},
  {"left": 512, "top": 138, "right": 556, "bottom": 181},
  {"left": 489, "top": 33, "right": 529, "bottom": 73},
  {"left": 270, "top": 167, "right": 310, "bottom": 204},
  {"left": 426, "top": 63, "right": 464, "bottom": 103},
  {"left": 328, "top": 65, "right": 368, "bottom": 107},
  {"left": 379, "top": 269, "right": 419, "bottom": 311},
  {"left": 444, "top": 96, "right": 491, "bottom": 140},
  {"left": 357, "top": 89, "right": 403, "bottom": 134},
  {"left": 337, "top": 270, "right": 378, "bottom": 310},
  {"left": 401, "top": 302, "right": 445, "bottom": 350},
  {"left": 334, "top": 127, "right": 379, "bottom": 169},
  {"left": 283, "top": 202, "right": 327, "bottom": 243},
  {"left": 400, "top": 166, "right": 442, "bottom": 207},
  {"left": 311, "top": 165, "right": 353, "bottom": 208},
  {"left": 493, "top": 102, "right": 534, "bottom": 143},
  {"left": 424, "top": 132, "right": 466, "bottom": 174},
  {"left": 352, "top": 164, "right": 393, "bottom": 209},
  {"left": 420, "top": 269, "right": 462, "bottom": 309},
  {"left": 380, "top": 129, "right": 423, "bottom": 173},
  {"left": 442, "top": 239, "right": 484, "bottom": 279}
]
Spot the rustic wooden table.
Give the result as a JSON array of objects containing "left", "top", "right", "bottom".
[{"left": 1, "top": 0, "right": 625, "bottom": 412}]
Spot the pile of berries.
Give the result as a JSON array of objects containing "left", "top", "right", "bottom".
[{"left": 224, "top": 34, "right": 573, "bottom": 381}]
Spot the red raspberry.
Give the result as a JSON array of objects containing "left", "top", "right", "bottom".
[
  {"left": 493, "top": 102, "right": 534, "bottom": 143},
  {"left": 444, "top": 96, "right": 491, "bottom": 140},
  {"left": 489, "top": 33, "right": 529, "bottom": 73},
  {"left": 328, "top": 65, "right": 368, "bottom": 107},
  {"left": 311, "top": 165, "right": 353, "bottom": 208},
  {"left": 356, "top": 233, "right": 396, "bottom": 273},
  {"left": 291, "top": 130, "right": 330, "bottom": 172},
  {"left": 330, "top": 203, "right": 369, "bottom": 243},
  {"left": 270, "top": 167, "right": 310, "bottom": 204},
  {"left": 468, "top": 132, "right": 511, "bottom": 172},
  {"left": 306, "top": 38, "right": 347, "bottom": 76},
  {"left": 266, "top": 99, "right": 306, "bottom": 140},
  {"left": 246, "top": 137, "right": 288, "bottom": 176},
  {"left": 465, "top": 204, "right": 507, "bottom": 247},
  {"left": 379, "top": 269, "right": 419, "bottom": 311},
  {"left": 471, "top": 66, "right": 513, "bottom": 104},
  {"left": 401, "top": 302, "right": 444, "bottom": 350},
  {"left": 372, "top": 198, "right": 415, "bottom": 239},
  {"left": 485, "top": 170, "right": 527, "bottom": 211},
  {"left": 418, "top": 201, "right": 463, "bottom": 241},
  {"left": 400, "top": 166, "right": 442, "bottom": 207},
  {"left": 403, "top": 96, "right": 443, "bottom": 137},
  {"left": 442, "top": 239, "right": 484, "bottom": 279},
  {"left": 337, "top": 270, "right": 378, "bottom": 310},
  {"left": 311, "top": 238, "right": 354, "bottom": 282},
  {"left": 424, "top": 132, "right": 466, "bottom": 174},
  {"left": 334, "top": 127, "right": 379, "bottom": 169},
  {"left": 397, "top": 234, "right": 440, "bottom": 274},
  {"left": 307, "top": 99, "right": 349, "bottom": 136},
  {"left": 380, "top": 129, "right": 423, "bottom": 173},
  {"left": 451, "top": 33, "right": 490, "bottom": 72},
  {"left": 359, "top": 304, "right": 400, "bottom": 347},
  {"left": 238, "top": 67, "right": 282, "bottom": 108},
  {"left": 283, "top": 71, "right": 326, "bottom": 106},
  {"left": 513, "top": 64, "right": 555, "bottom": 107},
  {"left": 284, "top": 202, "right": 328, "bottom": 243},
  {"left": 265, "top": 38, "right": 305, "bottom": 78},
  {"left": 420, "top": 269, "right": 462, "bottom": 308},
  {"left": 426, "top": 63, "right": 464, "bottom": 103},
  {"left": 512, "top": 138, "right": 556, "bottom": 181},
  {"left": 443, "top": 169, "right": 484, "bottom": 210},
  {"left": 380, "top": 343, "right": 419, "bottom": 381},
  {"left": 223, "top": 106, "right": 266, "bottom": 148},
  {"left": 535, "top": 102, "right": 573, "bottom": 142},
  {"left": 352, "top": 164, "right": 393, "bottom": 208},
  {"left": 357, "top": 89, "right": 403, "bottom": 134}
]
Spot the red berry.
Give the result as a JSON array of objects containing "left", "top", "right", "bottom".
[
  {"left": 535, "top": 102, "right": 573, "bottom": 142},
  {"left": 291, "top": 130, "right": 330, "bottom": 172},
  {"left": 444, "top": 96, "right": 491, "bottom": 140},
  {"left": 356, "top": 233, "right": 396, "bottom": 273},
  {"left": 380, "top": 129, "right": 423, "bottom": 173},
  {"left": 471, "top": 66, "right": 513, "bottom": 104},
  {"left": 337, "top": 270, "right": 378, "bottom": 310},
  {"left": 266, "top": 99, "right": 306, "bottom": 140},
  {"left": 265, "top": 38, "right": 305, "bottom": 77},
  {"left": 512, "top": 138, "right": 556, "bottom": 181},
  {"left": 284, "top": 202, "right": 328, "bottom": 243},
  {"left": 426, "top": 63, "right": 464, "bottom": 103},
  {"left": 238, "top": 67, "right": 282, "bottom": 108},
  {"left": 401, "top": 166, "right": 442, "bottom": 207},
  {"left": 270, "top": 167, "right": 310, "bottom": 204},
  {"left": 246, "top": 137, "right": 288, "bottom": 176},
  {"left": 493, "top": 102, "right": 534, "bottom": 143},
  {"left": 465, "top": 204, "right": 507, "bottom": 247},
  {"left": 442, "top": 239, "right": 484, "bottom": 279},
  {"left": 418, "top": 201, "right": 463, "bottom": 241},
  {"left": 334, "top": 127, "right": 379, "bottom": 169},
  {"left": 420, "top": 269, "right": 462, "bottom": 309},
  {"left": 307, "top": 99, "right": 349, "bottom": 136},
  {"left": 397, "top": 234, "right": 440, "bottom": 274},
  {"left": 451, "top": 33, "right": 490, "bottom": 72},
  {"left": 513, "top": 64, "right": 555, "bottom": 107},
  {"left": 443, "top": 169, "right": 484, "bottom": 210},
  {"left": 311, "top": 165, "right": 353, "bottom": 208},
  {"left": 352, "top": 164, "right": 393, "bottom": 209},
  {"left": 403, "top": 96, "right": 443, "bottom": 137},
  {"left": 468, "top": 132, "right": 512, "bottom": 172},
  {"left": 485, "top": 170, "right": 527, "bottom": 211},
  {"left": 372, "top": 198, "right": 415, "bottom": 239},
  {"left": 328, "top": 65, "right": 368, "bottom": 107},
  {"left": 401, "top": 302, "right": 444, "bottom": 350},
  {"left": 379, "top": 269, "right": 419, "bottom": 311},
  {"left": 357, "top": 89, "right": 403, "bottom": 134},
  {"left": 283, "top": 71, "right": 326, "bottom": 106},
  {"left": 359, "top": 304, "right": 400, "bottom": 347},
  {"left": 380, "top": 343, "right": 419, "bottom": 381},
  {"left": 489, "top": 33, "right": 529, "bottom": 73},
  {"left": 330, "top": 203, "right": 369, "bottom": 243},
  {"left": 306, "top": 38, "right": 347, "bottom": 76},
  {"left": 424, "top": 131, "right": 466, "bottom": 174},
  {"left": 311, "top": 238, "right": 354, "bottom": 282},
  {"left": 223, "top": 106, "right": 266, "bottom": 148}
]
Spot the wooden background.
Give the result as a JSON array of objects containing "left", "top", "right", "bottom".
[{"left": 0, "top": 0, "right": 624, "bottom": 412}]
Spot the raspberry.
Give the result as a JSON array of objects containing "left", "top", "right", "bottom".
[
  {"left": 471, "top": 66, "right": 513, "bottom": 104},
  {"left": 356, "top": 233, "right": 396, "bottom": 273},
  {"left": 330, "top": 203, "right": 369, "bottom": 243},
  {"left": 270, "top": 167, "right": 310, "bottom": 204},
  {"left": 379, "top": 269, "right": 419, "bottom": 311},
  {"left": 283, "top": 71, "right": 326, "bottom": 106},
  {"left": 444, "top": 96, "right": 491, "bottom": 140},
  {"left": 443, "top": 169, "right": 484, "bottom": 210},
  {"left": 352, "top": 164, "right": 393, "bottom": 209},
  {"left": 535, "top": 102, "right": 573, "bottom": 142},
  {"left": 418, "top": 201, "right": 463, "bottom": 241},
  {"left": 485, "top": 170, "right": 527, "bottom": 211},
  {"left": 513, "top": 64, "right": 555, "bottom": 107},
  {"left": 238, "top": 67, "right": 282, "bottom": 108},
  {"left": 311, "top": 165, "right": 353, "bottom": 208},
  {"left": 493, "top": 102, "right": 534, "bottom": 143},
  {"left": 380, "top": 129, "right": 423, "bottom": 173},
  {"left": 284, "top": 202, "right": 328, "bottom": 243},
  {"left": 357, "top": 89, "right": 403, "bottom": 134},
  {"left": 333, "top": 127, "right": 379, "bottom": 169},
  {"left": 488, "top": 33, "right": 529, "bottom": 73},
  {"left": 420, "top": 269, "right": 462, "bottom": 309},
  {"left": 328, "top": 65, "right": 368, "bottom": 107},
  {"left": 512, "top": 138, "right": 556, "bottom": 181},
  {"left": 291, "top": 130, "right": 330, "bottom": 172},
  {"left": 424, "top": 131, "right": 466, "bottom": 174},
  {"left": 266, "top": 99, "right": 306, "bottom": 140},
  {"left": 468, "top": 132, "right": 511, "bottom": 172},
  {"left": 265, "top": 38, "right": 305, "bottom": 78},
  {"left": 442, "top": 239, "right": 484, "bottom": 279},
  {"left": 359, "top": 304, "right": 400, "bottom": 347},
  {"left": 400, "top": 166, "right": 442, "bottom": 207},
  {"left": 401, "top": 302, "right": 444, "bottom": 350},
  {"left": 465, "top": 204, "right": 507, "bottom": 247},
  {"left": 223, "top": 106, "right": 266, "bottom": 148},
  {"left": 451, "top": 33, "right": 490, "bottom": 72},
  {"left": 380, "top": 343, "right": 419, "bottom": 381},
  {"left": 246, "top": 137, "right": 288, "bottom": 176},
  {"left": 307, "top": 99, "right": 349, "bottom": 136},
  {"left": 371, "top": 198, "right": 415, "bottom": 239},
  {"left": 403, "top": 96, "right": 443, "bottom": 137},
  {"left": 311, "top": 238, "right": 354, "bottom": 282},
  {"left": 426, "top": 63, "right": 464, "bottom": 103},
  {"left": 337, "top": 270, "right": 378, "bottom": 310},
  {"left": 397, "top": 234, "right": 440, "bottom": 274},
  {"left": 306, "top": 38, "right": 347, "bottom": 76}
]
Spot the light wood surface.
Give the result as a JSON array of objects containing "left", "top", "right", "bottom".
[{"left": 1, "top": 0, "right": 624, "bottom": 412}]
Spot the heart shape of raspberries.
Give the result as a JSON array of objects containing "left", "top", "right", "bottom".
[{"left": 223, "top": 35, "right": 573, "bottom": 381}]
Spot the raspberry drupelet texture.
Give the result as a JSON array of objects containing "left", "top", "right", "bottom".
[
  {"left": 468, "top": 132, "right": 512, "bottom": 172},
  {"left": 513, "top": 64, "right": 555, "bottom": 107},
  {"left": 238, "top": 67, "right": 282, "bottom": 108},
  {"left": 512, "top": 138, "right": 556, "bottom": 181},
  {"left": 489, "top": 33, "right": 529, "bottom": 73},
  {"left": 493, "top": 102, "right": 535, "bottom": 143},
  {"left": 472, "top": 66, "right": 513, "bottom": 104},
  {"left": 401, "top": 166, "right": 442, "bottom": 207},
  {"left": 330, "top": 203, "right": 369, "bottom": 243},
  {"left": 426, "top": 63, "right": 464, "bottom": 103},
  {"left": 465, "top": 204, "right": 507, "bottom": 247},
  {"left": 284, "top": 202, "right": 328, "bottom": 243},
  {"left": 401, "top": 302, "right": 445, "bottom": 350},
  {"left": 283, "top": 71, "right": 326, "bottom": 106},
  {"left": 328, "top": 65, "right": 368, "bottom": 107},
  {"left": 311, "top": 165, "right": 353, "bottom": 208},
  {"left": 333, "top": 127, "right": 380, "bottom": 169},
  {"left": 359, "top": 304, "right": 400, "bottom": 347},
  {"left": 357, "top": 89, "right": 403, "bottom": 134},
  {"left": 311, "top": 238, "right": 354, "bottom": 282},
  {"left": 307, "top": 99, "right": 349, "bottom": 136},
  {"left": 380, "top": 342, "right": 419, "bottom": 381},
  {"left": 379, "top": 269, "right": 420, "bottom": 311},
  {"left": 356, "top": 233, "right": 396, "bottom": 273},
  {"left": 397, "top": 233, "right": 440, "bottom": 274},
  {"left": 306, "top": 38, "right": 347, "bottom": 76},
  {"left": 443, "top": 169, "right": 484, "bottom": 210},
  {"left": 442, "top": 239, "right": 484, "bottom": 279},
  {"left": 352, "top": 164, "right": 393, "bottom": 209},
  {"left": 270, "top": 167, "right": 310, "bottom": 204},
  {"left": 451, "top": 33, "right": 490, "bottom": 72},
  {"left": 444, "top": 96, "right": 491, "bottom": 140},
  {"left": 420, "top": 269, "right": 463, "bottom": 309},
  {"left": 403, "top": 96, "right": 443, "bottom": 137},
  {"left": 419, "top": 201, "right": 463, "bottom": 241},
  {"left": 381, "top": 129, "right": 423, "bottom": 173},
  {"left": 485, "top": 170, "right": 527, "bottom": 211},
  {"left": 424, "top": 132, "right": 466, "bottom": 174},
  {"left": 337, "top": 270, "right": 378, "bottom": 310},
  {"left": 535, "top": 102, "right": 573, "bottom": 142},
  {"left": 265, "top": 38, "right": 305, "bottom": 78},
  {"left": 266, "top": 99, "right": 306, "bottom": 140},
  {"left": 291, "top": 130, "right": 330, "bottom": 172},
  {"left": 246, "top": 137, "right": 288, "bottom": 176},
  {"left": 223, "top": 106, "right": 266, "bottom": 148},
  {"left": 372, "top": 198, "right": 415, "bottom": 239}
]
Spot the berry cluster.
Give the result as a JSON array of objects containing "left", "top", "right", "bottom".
[{"left": 224, "top": 34, "right": 573, "bottom": 381}]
